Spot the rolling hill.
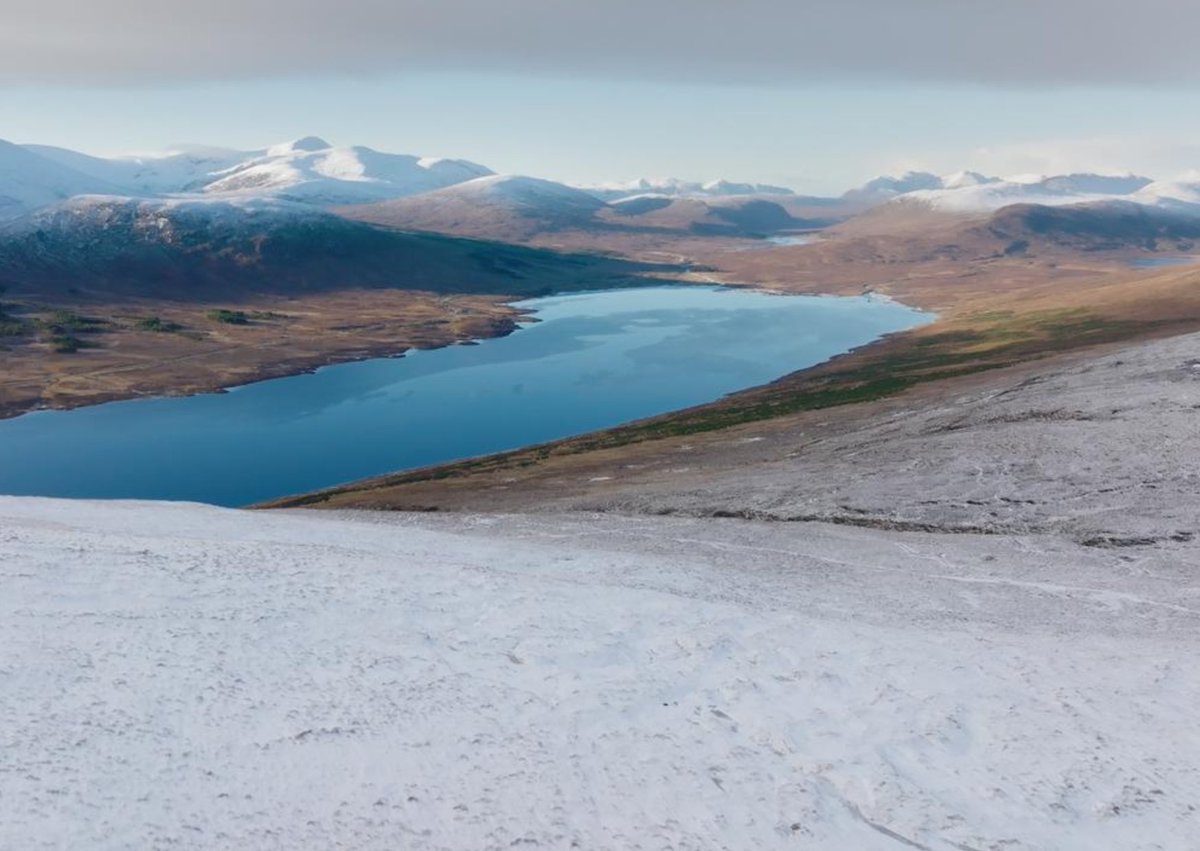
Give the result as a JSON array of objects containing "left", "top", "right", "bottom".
[{"left": 0, "top": 195, "right": 665, "bottom": 301}]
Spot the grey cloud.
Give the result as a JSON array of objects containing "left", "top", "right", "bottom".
[{"left": 2, "top": 0, "right": 1197, "bottom": 86}]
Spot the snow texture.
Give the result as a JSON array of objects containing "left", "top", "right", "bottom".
[
  {"left": 407, "top": 174, "right": 607, "bottom": 213},
  {"left": 198, "top": 139, "right": 493, "bottom": 204},
  {"left": 0, "top": 140, "right": 120, "bottom": 219},
  {"left": 5, "top": 137, "right": 493, "bottom": 212},
  {"left": 1, "top": 497, "right": 1197, "bottom": 849}
]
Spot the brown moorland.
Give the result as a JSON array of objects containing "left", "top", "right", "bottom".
[{"left": 265, "top": 203, "right": 1200, "bottom": 510}]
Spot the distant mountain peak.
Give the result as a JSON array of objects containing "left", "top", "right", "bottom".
[
  {"left": 941, "top": 170, "right": 1000, "bottom": 189},
  {"left": 580, "top": 176, "right": 796, "bottom": 202},
  {"left": 267, "top": 136, "right": 333, "bottom": 156},
  {"left": 844, "top": 172, "right": 944, "bottom": 199}
]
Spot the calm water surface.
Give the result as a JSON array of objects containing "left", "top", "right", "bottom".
[
  {"left": 765, "top": 234, "right": 818, "bottom": 246},
  {"left": 0, "top": 286, "right": 928, "bottom": 506},
  {"left": 1128, "top": 256, "right": 1200, "bottom": 268}
]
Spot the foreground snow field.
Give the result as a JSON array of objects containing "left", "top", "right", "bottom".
[{"left": 2, "top": 499, "right": 1198, "bottom": 849}]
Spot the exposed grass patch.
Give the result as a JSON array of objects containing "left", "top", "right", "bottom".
[
  {"left": 47, "top": 334, "right": 96, "bottom": 354},
  {"left": 37, "top": 309, "right": 107, "bottom": 335},
  {"left": 0, "top": 303, "right": 31, "bottom": 337},
  {"left": 134, "top": 316, "right": 184, "bottom": 333},
  {"left": 28, "top": 309, "right": 109, "bottom": 354}
]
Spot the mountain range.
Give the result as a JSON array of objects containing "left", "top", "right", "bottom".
[
  {"left": 10, "top": 134, "right": 1200, "bottom": 225},
  {"left": 7, "top": 135, "right": 1200, "bottom": 300}
]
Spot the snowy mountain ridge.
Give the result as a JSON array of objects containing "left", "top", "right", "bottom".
[
  {"left": 838, "top": 168, "right": 1200, "bottom": 216},
  {"left": 0, "top": 136, "right": 495, "bottom": 217},
  {"left": 201, "top": 138, "right": 493, "bottom": 205},
  {"left": 580, "top": 176, "right": 797, "bottom": 202},
  {"left": 10, "top": 135, "right": 1200, "bottom": 225}
]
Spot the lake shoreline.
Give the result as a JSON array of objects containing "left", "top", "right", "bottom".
[
  {"left": 0, "top": 286, "right": 928, "bottom": 506},
  {"left": 0, "top": 272, "right": 915, "bottom": 423},
  {"left": 0, "top": 307, "right": 527, "bottom": 422}
]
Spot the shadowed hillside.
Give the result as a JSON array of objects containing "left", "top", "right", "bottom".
[{"left": 0, "top": 197, "right": 675, "bottom": 302}]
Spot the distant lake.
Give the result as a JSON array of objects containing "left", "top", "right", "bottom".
[
  {"left": 765, "top": 234, "right": 818, "bottom": 246},
  {"left": 0, "top": 286, "right": 929, "bottom": 506},
  {"left": 1129, "top": 256, "right": 1200, "bottom": 268}
]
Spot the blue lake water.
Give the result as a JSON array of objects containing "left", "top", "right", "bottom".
[
  {"left": 0, "top": 286, "right": 929, "bottom": 506},
  {"left": 765, "top": 234, "right": 818, "bottom": 246},
  {"left": 1128, "top": 256, "right": 1200, "bottom": 268}
]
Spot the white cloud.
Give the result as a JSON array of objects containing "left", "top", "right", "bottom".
[{"left": 2, "top": 0, "right": 1199, "bottom": 86}]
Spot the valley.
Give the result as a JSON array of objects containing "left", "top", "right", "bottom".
[
  {"left": 7, "top": 135, "right": 1200, "bottom": 444},
  {"left": 13, "top": 5, "right": 1200, "bottom": 847},
  {"left": 6, "top": 88, "right": 1200, "bottom": 851}
]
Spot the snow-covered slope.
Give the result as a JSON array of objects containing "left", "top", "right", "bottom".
[
  {"left": 0, "top": 140, "right": 121, "bottom": 219},
  {"left": 424, "top": 174, "right": 607, "bottom": 213},
  {"left": 23, "top": 143, "right": 253, "bottom": 195},
  {"left": 857, "top": 171, "right": 1162, "bottom": 215},
  {"left": 200, "top": 137, "right": 493, "bottom": 204},
  {"left": 905, "top": 173, "right": 1154, "bottom": 213},
  {"left": 1, "top": 497, "right": 1196, "bottom": 850},
  {"left": 1130, "top": 177, "right": 1200, "bottom": 213},
  {"left": 3, "top": 138, "right": 493, "bottom": 212}
]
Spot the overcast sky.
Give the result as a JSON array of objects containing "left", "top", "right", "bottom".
[{"left": 4, "top": 1, "right": 1200, "bottom": 192}]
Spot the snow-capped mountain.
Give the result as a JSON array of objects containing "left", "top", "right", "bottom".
[
  {"left": 897, "top": 171, "right": 1166, "bottom": 212},
  {"left": 430, "top": 174, "right": 607, "bottom": 216},
  {"left": 0, "top": 140, "right": 122, "bottom": 219},
  {"left": 200, "top": 137, "right": 493, "bottom": 205},
  {"left": 842, "top": 171, "right": 947, "bottom": 201},
  {"left": 581, "top": 177, "right": 796, "bottom": 202},
  {"left": 1131, "top": 177, "right": 1200, "bottom": 212},
  {"left": 0, "top": 136, "right": 495, "bottom": 217},
  {"left": 12, "top": 133, "right": 1200, "bottom": 246},
  {"left": 342, "top": 175, "right": 609, "bottom": 240},
  {"left": 940, "top": 170, "right": 1000, "bottom": 190}
]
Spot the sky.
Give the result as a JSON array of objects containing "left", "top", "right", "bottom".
[{"left": 3, "top": 0, "right": 1200, "bottom": 194}]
